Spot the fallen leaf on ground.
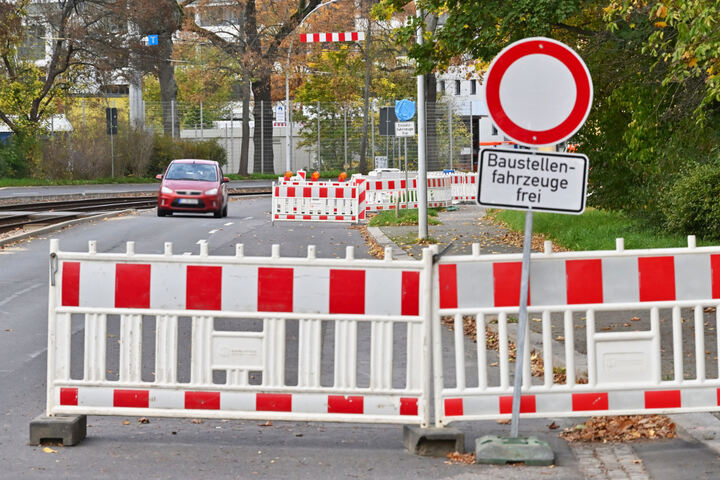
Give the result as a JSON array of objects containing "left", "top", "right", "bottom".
[
  {"left": 631, "top": 316, "right": 641, "bottom": 321},
  {"left": 258, "top": 420, "right": 273, "bottom": 427},
  {"left": 138, "top": 417, "right": 150, "bottom": 424},
  {"left": 122, "top": 420, "right": 130, "bottom": 425},
  {"left": 560, "top": 415, "right": 675, "bottom": 443},
  {"left": 496, "top": 418, "right": 510, "bottom": 424},
  {"left": 191, "top": 419, "right": 203, "bottom": 424},
  {"left": 42, "top": 447, "right": 57, "bottom": 454},
  {"left": 548, "top": 421, "right": 559, "bottom": 430},
  {"left": 445, "top": 451, "right": 475, "bottom": 464}
]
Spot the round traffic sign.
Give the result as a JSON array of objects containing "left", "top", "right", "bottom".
[{"left": 484, "top": 37, "right": 593, "bottom": 146}]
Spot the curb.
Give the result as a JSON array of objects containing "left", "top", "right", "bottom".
[
  {"left": 0, "top": 209, "right": 135, "bottom": 247},
  {"left": 367, "top": 226, "right": 412, "bottom": 260}
]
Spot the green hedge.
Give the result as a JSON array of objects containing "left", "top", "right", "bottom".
[{"left": 663, "top": 163, "right": 720, "bottom": 240}]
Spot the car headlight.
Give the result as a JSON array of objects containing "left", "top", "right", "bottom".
[
  {"left": 205, "top": 188, "right": 218, "bottom": 195},
  {"left": 161, "top": 186, "right": 173, "bottom": 194}
]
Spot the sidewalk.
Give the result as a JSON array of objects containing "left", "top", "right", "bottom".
[{"left": 366, "top": 204, "right": 720, "bottom": 480}]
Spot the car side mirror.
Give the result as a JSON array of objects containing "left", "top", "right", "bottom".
[
  {"left": 222, "top": 177, "right": 230, "bottom": 183},
  {"left": 155, "top": 174, "right": 163, "bottom": 180}
]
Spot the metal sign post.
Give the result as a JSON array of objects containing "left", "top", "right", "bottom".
[{"left": 475, "top": 36, "right": 594, "bottom": 466}]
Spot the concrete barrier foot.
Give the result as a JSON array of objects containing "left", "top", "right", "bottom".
[
  {"left": 403, "top": 425, "right": 464, "bottom": 456},
  {"left": 474, "top": 434, "right": 554, "bottom": 466},
  {"left": 29, "top": 414, "right": 87, "bottom": 446}
]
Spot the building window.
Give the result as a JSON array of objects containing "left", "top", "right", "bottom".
[
  {"left": 440, "top": 80, "right": 445, "bottom": 92},
  {"left": 455, "top": 80, "right": 461, "bottom": 95},
  {"left": 470, "top": 80, "right": 477, "bottom": 95}
]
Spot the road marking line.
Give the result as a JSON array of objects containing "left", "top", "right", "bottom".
[
  {"left": 209, "top": 229, "right": 219, "bottom": 234},
  {"left": 0, "top": 283, "right": 42, "bottom": 307},
  {"left": 224, "top": 222, "right": 233, "bottom": 226}
]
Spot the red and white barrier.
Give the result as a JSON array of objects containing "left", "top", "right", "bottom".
[
  {"left": 44, "top": 236, "right": 720, "bottom": 441},
  {"left": 300, "top": 32, "right": 365, "bottom": 43},
  {"left": 362, "top": 174, "right": 452, "bottom": 212},
  {"left": 271, "top": 181, "right": 366, "bottom": 223},
  {"left": 47, "top": 240, "right": 432, "bottom": 426},
  {"left": 432, "top": 238, "right": 720, "bottom": 426},
  {"left": 449, "top": 172, "right": 477, "bottom": 203}
]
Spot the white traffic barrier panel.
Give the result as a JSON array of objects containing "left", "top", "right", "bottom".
[
  {"left": 46, "top": 240, "right": 432, "bottom": 426},
  {"left": 449, "top": 172, "right": 477, "bottom": 203},
  {"left": 271, "top": 181, "right": 366, "bottom": 223},
  {"left": 362, "top": 175, "right": 452, "bottom": 212},
  {"left": 432, "top": 237, "right": 720, "bottom": 426}
]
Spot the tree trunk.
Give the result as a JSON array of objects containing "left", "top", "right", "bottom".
[
  {"left": 252, "top": 75, "right": 274, "bottom": 173},
  {"left": 158, "top": 33, "right": 179, "bottom": 138},
  {"left": 238, "top": 79, "right": 251, "bottom": 175},
  {"left": 424, "top": 73, "right": 439, "bottom": 171}
]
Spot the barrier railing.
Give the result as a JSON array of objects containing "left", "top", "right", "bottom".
[
  {"left": 45, "top": 235, "right": 720, "bottom": 439},
  {"left": 449, "top": 172, "right": 477, "bottom": 203},
  {"left": 271, "top": 181, "right": 366, "bottom": 223},
  {"left": 431, "top": 238, "right": 720, "bottom": 427},
  {"left": 362, "top": 174, "right": 452, "bottom": 212},
  {"left": 46, "top": 240, "right": 432, "bottom": 426}
]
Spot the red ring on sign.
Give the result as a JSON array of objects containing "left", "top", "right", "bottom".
[{"left": 485, "top": 38, "right": 592, "bottom": 146}]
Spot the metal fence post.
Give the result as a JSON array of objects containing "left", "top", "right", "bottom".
[
  {"left": 448, "top": 101, "right": 453, "bottom": 170},
  {"left": 261, "top": 100, "right": 264, "bottom": 174},
  {"left": 317, "top": 101, "right": 321, "bottom": 170},
  {"left": 200, "top": 101, "right": 204, "bottom": 139},
  {"left": 230, "top": 115, "right": 234, "bottom": 170},
  {"left": 343, "top": 106, "right": 348, "bottom": 171},
  {"left": 469, "top": 104, "right": 474, "bottom": 171},
  {"left": 171, "top": 100, "right": 175, "bottom": 140},
  {"left": 371, "top": 101, "right": 375, "bottom": 169}
]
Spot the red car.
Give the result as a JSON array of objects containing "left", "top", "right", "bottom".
[{"left": 156, "top": 159, "right": 229, "bottom": 217}]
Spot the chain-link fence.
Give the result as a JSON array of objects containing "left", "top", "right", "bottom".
[{"left": 37, "top": 98, "right": 483, "bottom": 178}]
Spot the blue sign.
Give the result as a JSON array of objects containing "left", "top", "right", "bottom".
[
  {"left": 147, "top": 35, "right": 159, "bottom": 46},
  {"left": 394, "top": 99, "right": 416, "bottom": 121}
]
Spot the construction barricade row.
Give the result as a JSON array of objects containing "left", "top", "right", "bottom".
[
  {"left": 47, "top": 240, "right": 431, "bottom": 425},
  {"left": 271, "top": 181, "right": 366, "bottom": 223},
  {"left": 44, "top": 236, "right": 720, "bottom": 439},
  {"left": 449, "top": 172, "right": 477, "bottom": 204}
]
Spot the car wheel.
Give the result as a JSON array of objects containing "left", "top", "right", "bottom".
[
  {"left": 213, "top": 206, "right": 223, "bottom": 218},
  {"left": 222, "top": 204, "right": 228, "bottom": 217},
  {"left": 157, "top": 208, "right": 166, "bottom": 217}
]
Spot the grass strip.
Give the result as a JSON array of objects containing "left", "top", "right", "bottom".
[
  {"left": 369, "top": 208, "right": 441, "bottom": 227},
  {"left": 491, "top": 207, "right": 713, "bottom": 251}
]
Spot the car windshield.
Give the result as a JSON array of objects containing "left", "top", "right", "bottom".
[{"left": 165, "top": 163, "right": 218, "bottom": 181}]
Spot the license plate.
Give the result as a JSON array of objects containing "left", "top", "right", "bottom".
[{"left": 178, "top": 198, "right": 199, "bottom": 205}]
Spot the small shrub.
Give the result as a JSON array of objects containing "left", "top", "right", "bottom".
[
  {"left": 663, "top": 163, "right": 720, "bottom": 240},
  {"left": 0, "top": 135, "right": 34, "bottom": 178},
  {"left": 149, "top": 135, "right": 226, "bottom": 175}
]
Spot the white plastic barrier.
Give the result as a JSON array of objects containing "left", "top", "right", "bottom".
[
  {"left": 449, "top": 172, "right": 477, "bottom": 203},
  {"left": 362, "top": 174, "right": 452, "bottom": 212},
  {"left": 46, "top": 235, "right": 720, "bottom": 437},
  {"left": 271, "top": 181, "right": 366, "bottom": 223},
  {"left": 46, "top": 240, "right": 432, "bottom": 426},
  {"left": 431, "top": 238, "right": 720, "bottom": 426}
]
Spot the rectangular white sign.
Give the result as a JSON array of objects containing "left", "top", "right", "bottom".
[
  {"left": 476, "top": 148, "right": 588, "bottom": 214},
  {"left": 395, "top": 121, "right": 415, "bottom": 137},
  {"left": 374, "top": 156, "right": 388, "bottom": 169}
]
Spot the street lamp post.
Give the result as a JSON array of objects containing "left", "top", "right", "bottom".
[{"left": 285, "top": 0, "right": 344, "bottom": 173}]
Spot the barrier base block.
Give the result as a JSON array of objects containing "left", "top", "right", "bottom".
[
  {"left": 29, "top": 414, "right": 87, "bottom": 446},
  {"left": 403, "top": 425, "right": 465, "bottom": 456},
  {"left": 474, "top": 435, "right": 554, "bottom": 466}
]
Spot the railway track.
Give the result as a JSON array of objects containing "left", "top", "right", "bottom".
[{"left": 0, "top": 186, "right": 271, "bottom": 235}]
